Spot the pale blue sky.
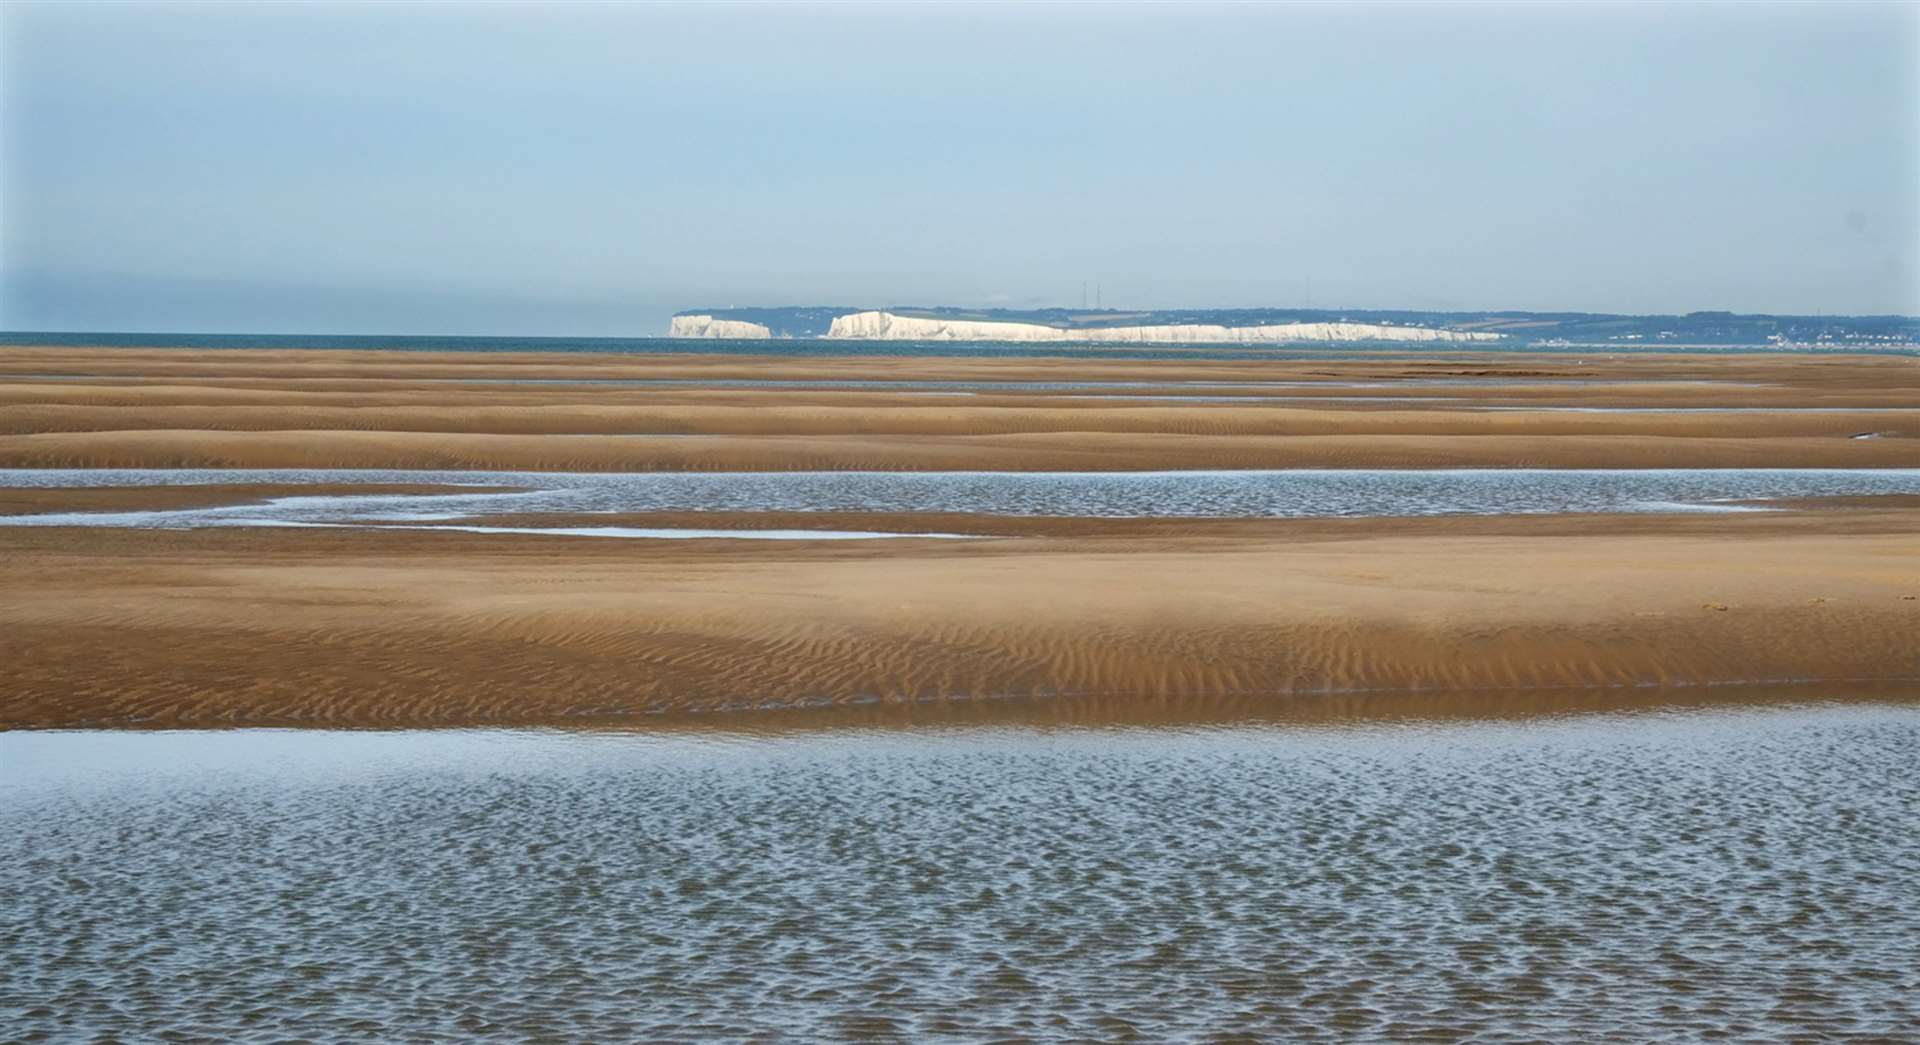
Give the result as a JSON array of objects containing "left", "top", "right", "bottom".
[{"left": 3, "top": 1, "right": 1915, "bottom": 335}]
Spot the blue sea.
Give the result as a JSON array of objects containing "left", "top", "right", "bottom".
[{"left": 5, "top": 330, "right": 1916, "bottom": 360}]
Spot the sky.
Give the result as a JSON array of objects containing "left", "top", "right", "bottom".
[{"left": 2, "top": 1, "right": 1916, "bottom": 336}]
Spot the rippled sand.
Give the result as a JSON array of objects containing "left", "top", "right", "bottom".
[
  {"left": 3, "top": 509, "right": 1917, "bottom": 727},
  {"left": 2, "top": 347, "right": 1916, "bottom": 727},
  {"left": 1, "top": 347, "right": 1915, "bottom": 470},
  {"left": 4, "top": 346, "right": 1918, "bottom": 1039},
  {"left": 5, "top": 700, "right": 1916, "bottom": 1040}
]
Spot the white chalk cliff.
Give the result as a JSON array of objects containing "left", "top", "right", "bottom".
[
  {"left": 822, "top": 311, "right": 1500, "bottom": 344},
  {"left": 668, "top": 314, "right": 772, "bottom": 339}
]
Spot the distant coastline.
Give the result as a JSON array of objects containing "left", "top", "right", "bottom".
[{"left": 669, "top": 305, "right": 1920, "bottom": 348}]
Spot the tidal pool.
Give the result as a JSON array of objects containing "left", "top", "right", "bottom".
[
  {"left": 4, "top": 699, "right": 1916, "bottom": 1041},
  {"left": 5, "top": 467, "right": 1920, "bottom": 534}
]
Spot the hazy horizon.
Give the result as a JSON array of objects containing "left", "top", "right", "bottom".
[{"left": 4, "top": 1, "right": 1917, "bottom": 336}]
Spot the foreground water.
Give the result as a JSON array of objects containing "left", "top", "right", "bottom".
[
  {"left": 4, "top": 699, "right": 1916, "bottom": 1041},
  {"left": 5, "top": 468, "right": 1920, "bottom": 533}
]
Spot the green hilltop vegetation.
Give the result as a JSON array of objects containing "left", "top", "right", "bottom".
[{"left": 676, "top": 305, "right": 1919, "bottom": 346}]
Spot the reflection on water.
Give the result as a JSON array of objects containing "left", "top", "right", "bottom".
[
  {"left": 5, "top": 697, "right": 1917, "bottom": 1041},
  {"left": 6, "top": 467, "right": 1920, "bottom": 531}
]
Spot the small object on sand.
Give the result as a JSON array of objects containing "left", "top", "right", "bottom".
[
  {"left": 1849, "top": 431, "right": 1882, "bottom": 440},
  {"left": 1702, "top": 602, "right": 1730, "bottom": 611}
]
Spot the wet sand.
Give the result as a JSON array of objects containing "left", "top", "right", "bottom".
[
  {"left": 0, "top": 347, "right": 1914, "bottom": 470},
  {"left": 4, "top": 344, "right": 1916, "bottom": 388},
  {"left": 2, "top": 347, "right": 1916, "bottom": 728},
  {"left": 3, "top": 509, "right": 1916, "bottom": 728}
]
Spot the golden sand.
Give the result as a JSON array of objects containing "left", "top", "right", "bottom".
[
  {"left": 2, "top": 509, "right": 1916, "bottom": 728},
  {"left": 1, "top": 346, "right": 1915, "bottom": 727},
  {"left": 0, "top": 347, "right": 1913, "bottom": 470}
]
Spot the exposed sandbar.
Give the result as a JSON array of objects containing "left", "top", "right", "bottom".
[
  {"left": 3, "top": 510, "right": 1915, "bottom": 728},
  {"left": 2, "top": 429, "right": 1914, "bottom": 471},
  {"left": 4, "top": 346, "right": 1915, "bottom": 728},
  {"left": 0, "top": 347, "right": 1912, "bottom": 471}
]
